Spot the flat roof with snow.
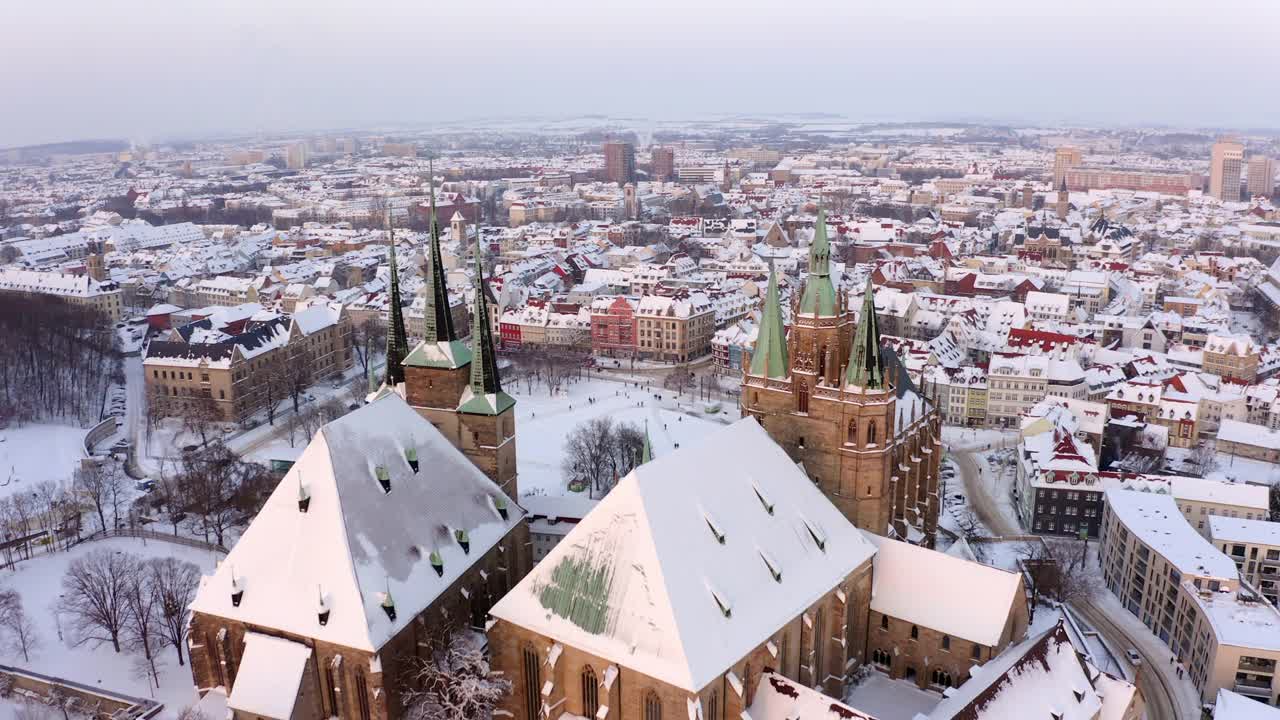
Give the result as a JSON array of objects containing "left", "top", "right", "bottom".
[{"left": 1104, "top": 488, "right": 1238, "bottom": 581}]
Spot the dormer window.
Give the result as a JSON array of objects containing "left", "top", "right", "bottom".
[
  {"left": 375, "top": 466, "right": 391, "bottom": 493},
  {"left": 455, "top": 529, "right": 470, "bottom": 554},
  {"left": 495, "top": 495, "right": 509, "bottom": 521},
  {"left": 379, "top": 591, "right": 396, "bottom": 622},
  {"left": 230, "top": 574, "right": 244, "bottom": 607},
  {"left": 405, "top": 448, "right": 419, "bottom": 473},
  {"left": 429, "top": 550, "right": 444, "bottom": 577}
]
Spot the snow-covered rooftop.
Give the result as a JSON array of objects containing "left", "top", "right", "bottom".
[
  {"left": 189, "top": 393, "right": 524, "bottom": 652},
  {"left": 864, "top": 532, "right": 1023, "bottom": 647},
  {"left": 490, "top": 418, "right": 875, "bottom": 692},
  {"left": 226, "top": 632, "right": 312, "bottom": 719}
]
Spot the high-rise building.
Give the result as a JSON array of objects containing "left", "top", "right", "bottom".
[
  {"left": 1209, "top": 138, "right": 1245, "bottom": 202},
  {"left": 603, "top": 140, "right": 635, "bottom": 184},
  {"left": 1052, "top": 146, "right": 1082, "bottom": 188},
  {"left": 651, "top": 145, "right": 675, "bottom": 180},
  {"left": 1248, "top": 155, "right": 1276, "bottom": 198},
  {"left": 285, "top": 142, "right": 309, "bottom": 170}
]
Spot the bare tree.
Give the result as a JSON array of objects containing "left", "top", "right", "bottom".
[
  {"left": 402, "top": 630, "right": 511, "bottom": 720},
  {"left": 146, "top": 557, "right": 201, "bottom": 667},
  {"left": 1187, "top": 442, "right": 1219, "bottom": 477},
  {"left": 174, "top": 706, "right": 212, "bottom": 720},
  {"left": 122, "top": 568, "right": 163, "bottom": 686},
  {"left": 74, "top": 461, "right": 126, "bottom": 532},
  {"left": 176, "top": 441, "right": 271, "bottom": 546},
  {"left": 352, "top": 317, "right": 387, "bottom": 377},
  {"left": 562, "top": 417, "right": 616, "bottom": 498},
  {"left": 182, "top": 395, "right": 223, "bottom": 447},
  {"left": 31, "top": 479, "right": 73, "bottom": 551},
  {"left": 0, "top": 590, "right": 41, "bottom": 661},
  {"left": 58, "top": 548, "right": 139, "bottom": 653}
]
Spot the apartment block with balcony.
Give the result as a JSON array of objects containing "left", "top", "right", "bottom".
[
  {"left": 1100, "top": 488, "right": 1280, "bottom": 706},
  {"left": 1210, "top": 517, "right": 1280, "bottom": 607}
]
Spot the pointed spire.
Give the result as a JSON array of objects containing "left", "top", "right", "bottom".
[
  {"left": 798, "top": 209, "right": 838, "bottom": 316},
  {"left": 845, "top": 277, "right": 886, "bottom": 389},
  {"left": 458, "top": 233, "right": 515, "bottom": 416},
  {"left": 423, "top": 157, "right": 458, "bottom": 344},
  {"left": 383, "top": 207, "right": 409, "bottom": 387},
  {"left": 749, "top": 264, "right": 789, "bottom": 379},
  {"left": 641, "top": 420, "right": 653, "bottom": 464}
]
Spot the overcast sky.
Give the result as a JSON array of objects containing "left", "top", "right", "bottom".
[{"left": 3, "top": 0, "right": 1278, "bottom": 147}]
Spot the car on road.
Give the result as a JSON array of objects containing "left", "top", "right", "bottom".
[{"left": 1125, "top": 648, "right": 1142, "bottom": 665}]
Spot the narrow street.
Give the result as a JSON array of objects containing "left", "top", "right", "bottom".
[
  {"left": 950, "top": 446, "right": 1017, "bottom": 536},
  {"left": 1071, "top": 599, "right": 1191, "bottom": 719}
]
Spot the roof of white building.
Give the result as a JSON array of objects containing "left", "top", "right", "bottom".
[
  {"left": 865, "top": 532, "right": 1022, "bottom": 647},
  {"left": 1104, "top": 488, "right": 1238, "bottom": 580},
  {"left": 1219, "top": 418, "right": 1280, "bottom": 452},
  {"left": 489, "top": 418, "right": 876, "bottom": 692},
  {"left": 188, "top": 394, "right": 523, "bottom": 653},
  {"left": 1168, "top": 475, "right": 1269, "bottom": 511},
  {"left": 1215, "top": 689, "right": 1280, "bottom": 719},
  {"left": 1208, "top": 516, "right": 1280, "bottom": 547}
]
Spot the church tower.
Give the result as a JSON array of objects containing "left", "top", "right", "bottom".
[
  {"left": 1056, "top": 180, "right": 1070, "bottom": 220},
  {"left": 742, "top": 216, "right": 941, "bottom": 546},
  {"left": 455, "top": 242, "right": 519, "bottom": 499},
  {"left": 403, "top": 162, "right": 474, "bottom": 431},
  {"left": 383, "top": 210, "right": 410, "bottom": 388}
]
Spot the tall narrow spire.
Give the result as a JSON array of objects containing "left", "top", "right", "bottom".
[
  {"left": 641, "top": 420, "right": 653, "bottom": 464},
  {"left": 423, "top": 157, "right": 458, "bottom": 343},
  {"left": 749, "top": 264, "right": 789, "bottom": 379},
  {"left": 383, "top": 207, "right": 409, "bottom": 386},
  {"left": 458, "top": 236, "right": 515, "bottom": 416},
  {"left": 798, "top": 209, "right": 838, "bottom": 316},
  {"left": 845, "top": 277, "right": 886, "bottom": 389}
]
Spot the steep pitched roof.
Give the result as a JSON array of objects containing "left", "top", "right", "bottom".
[
  {"left": 458, "top": 242, "right": 515, "bottom": 416},
  {"left": 845, "top": 278, "right": 887, "bottom": 389},
  {"left": 189, "top": 394, "right": 523, "bottom": 653},
  {"left": 748, "top": 266, "right": 790, "bottom": 379},
  {"left": 931, "top": 622, "right": 1133, "bottom": 720},
  {"left": 799, "top": 210, "right": 838, "bottom": 316},
  {"left": 489, "top": 419, "right": 875, "bottom": 692}
]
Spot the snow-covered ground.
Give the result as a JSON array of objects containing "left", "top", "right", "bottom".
[
  {"left": 511, "top": 374, "right": 739, "bottom": 501},
  {"left": 0, "top": 424, "right": 88, "bottom": 498},
  {"left": 0, "top": 537, "right": 223, "bottom": 717},
  {"left": 844, "top": 673, "right": 941, "bottom": 720}
]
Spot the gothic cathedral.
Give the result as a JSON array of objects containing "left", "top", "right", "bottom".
[{"left": 741, "top": 211, "right": 942, "bottom": 546}]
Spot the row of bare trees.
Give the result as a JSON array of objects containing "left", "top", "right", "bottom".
[
  {"left": 561, "top": 417, "right": 646, "bottom": 498},
  {"left": 0, "top": 296, "right": 122, "bottom": 426},
  {"left": 0, "top": 478, "right": 80, "bottom": 568},
  {"left": 57, "top": 549, "right": 202, "bottom": 686},
  {"left": 152, "top": 441, "right": 273, "bottom": 547}
]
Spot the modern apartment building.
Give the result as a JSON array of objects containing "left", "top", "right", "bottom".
[
  {"left": 1249, "top": 156, "right": 1277, "bottom": 198},
  {"left": 1100, "top": 488, "right": 1280, "bottom": 705},
  {"left": 1209, "top": 517, "right": 1280, "bottom": 607},
  {"left": 1052, "top": 146, "right": 1082, "bottom": 187},
  {"left": 602, "top": 140, "right": 635, "bottom": 184},
  {"left": 651, "top": 146, "right": 675, "bottom": 181},
  {"left": 1210, "top": 138, "right": 1245, "bottom": 202}
]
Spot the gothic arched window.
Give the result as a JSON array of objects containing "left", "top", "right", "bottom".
[
  {"left": 644, "top": 691, "right": 662, "bottom": 720},
  {"left": 867, "top": 420, "right": 877, "bottom": 446},
  {"left": 797, "top": 384, "right": 809, "bottom": 414},
  {"left": 847, "top": 419, "right": 857, "bottom": 445},
  {"left": 581, "top": 666, "right": 599, "bottom": 718}
]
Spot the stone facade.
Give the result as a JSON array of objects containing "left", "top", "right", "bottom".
[
  {"left": 489, "top": 562, "right": 872, "bottom": 720},
  {"left": 866, "top": 601, "right": 1029, "bottom": 691},
  {"left": 740, "top": 273, "right": 942, "bottom": 546},
  {"left": 190, "top": 524, "right": 529, "bottom": 720}
]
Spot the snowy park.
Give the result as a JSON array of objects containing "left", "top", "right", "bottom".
[{"left": 0, "top": 536, "right": 221, "bottom": 716}]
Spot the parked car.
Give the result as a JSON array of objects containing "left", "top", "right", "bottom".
[{"left": 1125, "top": 648, "right": 1142, "bottom": 666}]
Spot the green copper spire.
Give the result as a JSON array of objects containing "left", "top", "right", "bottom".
[
  {"left": 749, "top": 265, "right": 789, "bottom": 379},
  {"left": 798, "top": 209, "right": 838, "bottom": 316},
  {"left": 423, "top": 157, "right": 458, "bottom": 344},
  {"left": 458, "top": 237, "right": 515, "bottom": 416},
  {"left": 383, "top": 209, "right": 409, "bottom": 387},
  {"left": 845, "top": 277, "right": 886, "bottom": 389},
  {"left": 640, "top": 421, "right": 653, "bottom": 464}
]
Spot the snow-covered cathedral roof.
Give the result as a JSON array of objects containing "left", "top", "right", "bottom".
[
  {"left": 189, "top": 393, "right": 524, "bottom": 652},
  {"left": 489, "top": 418, "right": 875, "bottom": 692}
]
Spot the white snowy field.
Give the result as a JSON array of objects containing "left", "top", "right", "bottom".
[
  {"left": 510, "top": 374, "right": 739, "bottom": 501},
  {"left": 0, "top": 424, "right": 88, "bottom": 499},
  {"left": 0, "top": 537, "right": 223, "bottom": 717}
]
